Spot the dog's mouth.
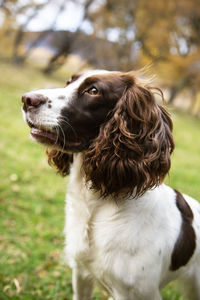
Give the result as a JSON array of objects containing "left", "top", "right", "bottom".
[
  {"left": 27, "top": 120, "right": 58, "bottom": 146},
  {"left": 30, "top": 127, "right": 58, "bottom": 144},
  {"left": 27, "top": 119, "right": 82, "bottom": 150}
]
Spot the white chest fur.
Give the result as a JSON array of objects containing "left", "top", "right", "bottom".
[
  {"left": 64, "top": 154, "right": 99, "bottom": 267},
  {"left": 63, "top": 154, "right": 200, "bottom": 300}
]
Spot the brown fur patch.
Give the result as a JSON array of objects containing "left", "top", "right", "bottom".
[
  {"left": 82, "top": 73, "right": 174, "bottom": 197},
  {"left": 47, "top": 71, "right": 174, "bottom": 198},
  {"left": 170, "top": 190, "right": 196, "bottom": 271}
]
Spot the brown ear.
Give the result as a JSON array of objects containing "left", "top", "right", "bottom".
[
  {"left": 46, "top": 149, "right": 73, "bottom": 176},
  {"left": 83, "top": 78, "right": 174, "bottom": 198}
]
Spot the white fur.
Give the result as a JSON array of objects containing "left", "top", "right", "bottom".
[{"left": 64, "top": 154, "right": 200, "bottom": 300}]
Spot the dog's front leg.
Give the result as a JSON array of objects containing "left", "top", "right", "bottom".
[{"left": 72, "top": 266, "right": 94, "bottom": 300}]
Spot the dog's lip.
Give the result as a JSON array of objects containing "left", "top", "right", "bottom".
[
  {"left": 27, "top": 119, "right": 58, "bottom": 143},
  {"left": 30, "top": 127, "right": 58, "bottom": 142}
]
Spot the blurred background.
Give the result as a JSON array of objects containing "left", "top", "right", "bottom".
[
  {"left": 0, "top": 0, "right": 200, "bottom": 299},
  {"left": 1, "top": 0, "right": 200, "bottom": 111}
]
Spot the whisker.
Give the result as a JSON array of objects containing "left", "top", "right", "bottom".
[
  {"left": 58, "top": 116, "right": 78, "bottom": 139},
  {"left": 54, "top": 126, "right": 59, "bottom": 147},
  {"left": 42, "top": 117, "right": 61, "bottom": 148},
  {"left": 57, "top": 123, "right": 66, "bottom": 153}
]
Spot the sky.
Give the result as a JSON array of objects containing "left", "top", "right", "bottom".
[
  {"left": 15, "top": 0, "right": 120, "bottom": 41},
  {"left": 17, "top": 1, "right": 85, "bottom": 32},
  {"left": 16, "top": 0, "right": 104, "bottom": 35}
]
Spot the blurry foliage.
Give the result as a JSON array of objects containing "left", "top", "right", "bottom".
[
  {"left": 90, "top": 0, "right": 200, "bottom": 109},
  {"left": 0, "top": 0, "right": 200, "bottom": 113}
]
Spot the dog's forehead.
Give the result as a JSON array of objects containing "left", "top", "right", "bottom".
[{"left": 73, "top": 69, "right": 111, "bottom": 85}]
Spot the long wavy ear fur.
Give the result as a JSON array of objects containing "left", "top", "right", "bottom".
[
  {"left": 83, "top": 75, "right": 175, "bottom": 198},
  {"left": 46, "top": 149, "right": 73, "bottom": 176}
]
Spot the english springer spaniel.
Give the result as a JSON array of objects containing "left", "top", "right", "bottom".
[{"left": 22, "top": 70, "right": 200, "bottom": 300}]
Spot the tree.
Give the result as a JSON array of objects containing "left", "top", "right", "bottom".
[
  {"left": 43, "top": 0, "right": 94, "bottom": 74},
  {"left": 87, "top": 0, "right": 200, "bottom": 108}
]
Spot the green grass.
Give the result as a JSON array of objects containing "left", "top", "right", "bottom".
[{"left": 0, "top": 61, "right": 199, "bottom": 300}]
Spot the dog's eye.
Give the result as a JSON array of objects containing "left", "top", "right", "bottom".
[{"left": 87, "top": 87, "right": 100, "bottom": 96}]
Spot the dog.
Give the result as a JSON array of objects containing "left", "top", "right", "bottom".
[{"left": 22, "top": 70, "right": 200, "bottom": 300}]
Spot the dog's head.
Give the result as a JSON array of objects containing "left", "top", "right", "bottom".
[{"left": 22, "top": 70, "right": 174, "bottom": 197}]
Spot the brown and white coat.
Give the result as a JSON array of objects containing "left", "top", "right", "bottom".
[{"left": 22, "top": 70, "right": 200, "bottom": 300}]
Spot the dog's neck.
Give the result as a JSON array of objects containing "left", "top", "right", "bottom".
[
  {"left": 67, "top": 153, "right": 99, "bottom": 204},
  {"left": 69, "top": 153, "right": 85, "bottom": 183},
  {"left": 67, "top": 153, "right": 161, "bottom": 209}
]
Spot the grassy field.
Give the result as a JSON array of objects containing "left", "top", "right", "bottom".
[{"left": 0, "top": 61, "right": 199, "bottom": 300}]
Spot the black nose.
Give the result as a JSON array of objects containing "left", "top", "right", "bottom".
[{"left": 22, "top": 93, "right": 47, "bottom": 112}]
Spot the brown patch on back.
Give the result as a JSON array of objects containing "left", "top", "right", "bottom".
[{"left": 170, "top": 190, "right": 196, "bottom": 271}]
